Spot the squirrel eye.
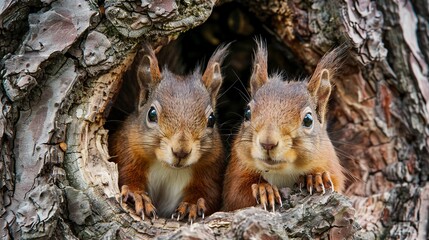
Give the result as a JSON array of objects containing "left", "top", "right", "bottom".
[
  {"left": 207, "top": 113, "right": 216, "bottom": 128},
  {"left": 244, "top": 106, "right": 251, "bottom": 121},
  {"left": 302, "top": 113, "right": 313, "bottom": 128},
  {"left": 148, "top": 106, "right": 158, "bottom": 123}
]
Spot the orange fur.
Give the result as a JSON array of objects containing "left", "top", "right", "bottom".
[
  {"left": 223, "top": 140, "right": 263, "bottom": 211},
  {"left": 110, "top": 127, "right": 152, "bottom": 194},
  {"left": 109, "top": 43, "right": 229, "bottom": 220},
  {"left": 182, "top": 149, "right": 224, "bottom": 215},
  {"left": 222, "top": 40, "right": 347, "bottom": 211}
]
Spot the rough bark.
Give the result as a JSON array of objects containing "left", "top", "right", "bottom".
[
  {"left": 236, "top": 0, "right": 429, "bottom": 238},
  {"left": 0, "top": 0, "right": 428, "bottom": 239},
  {"left": 0, "top": 0, "right": 212, "bottom": 238}
]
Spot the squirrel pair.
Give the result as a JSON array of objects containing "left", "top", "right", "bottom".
[{"left": 109, "top": 40, "right": 346, "bottom": 222}]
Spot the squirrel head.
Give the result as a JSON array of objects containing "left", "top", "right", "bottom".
[
  {"left": 128, "top": 43, "right": 228, "bottom": 169},
  {"left": 236, "top": 40, "right": 346, "bottom": 173}
]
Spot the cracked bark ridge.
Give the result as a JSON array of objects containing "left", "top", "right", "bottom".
[
  {"left": 0, "top": 91, "right": 17, "bottom": 239},
  {"left": 0, "top": 0, "right": 216, "bottom": 238},
  {"left": 351, "top": 183, "right": 429, "bottom": 239},
  {"left": 15, "top": 181, "right": 63, "bottom": 239},
  {"left": 236, "top": 0, "right": 429, "bottom": 238},
  {"left": 340, "top": 1, "right": 429, "bottom": 238},
  {"left": 342, "top": 0, "right": 387, "bottom": 64},
  {"left": 237, "top": 0, "right": 346, "bottom": 69},
  {"left": 83, "top": 31, "right": 113, "bottom": 67},
  {"left": 157, "top": 191, "right": 358, "bottom": 239},
  {"left": 104, "top": 0, "right": 214, "bottom": 38},
  {"left": 2, "top": 0, "right": 96, "bottom": 101}
]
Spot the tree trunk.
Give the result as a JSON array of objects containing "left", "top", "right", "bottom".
[{"left": 1, "top": 0, "right": 428, "bottom": 239}]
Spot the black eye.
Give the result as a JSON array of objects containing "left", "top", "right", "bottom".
[
  {"left": 302, "top": 113, "right": 313, "bottom": 128},
  {"left": 244, "top": 106, "right": 251, "bottom": 121},
  {"left": 148, "top": 106, "right": 158, "bottom": 123},
  {"left": 207, "top": 113, "right": 216, "bottom": 128}
]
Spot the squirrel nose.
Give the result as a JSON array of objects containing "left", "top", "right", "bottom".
[
  {"left": 173, "top": 150, "right": 190, "bottom": 159},
  {"left": 260, "top": 142, "right": 278, "bottom": 151}
]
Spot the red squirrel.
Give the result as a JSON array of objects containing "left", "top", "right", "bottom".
[
  {"left": 223, "top": 40, "right": 346, "bottom": 212},
  {"left": 109, "top": 43, "right": 228, "bottom": 222}
]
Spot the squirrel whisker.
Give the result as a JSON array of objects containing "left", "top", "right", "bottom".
[
  {"left": 217, "top": 77, "right": 241, "bottom": 100},
  {"left": 235, "top": 87, "right": 251, "bottom": 103},
  {"left": 231, "top": 69, "right": 251, "bottom": 102}
]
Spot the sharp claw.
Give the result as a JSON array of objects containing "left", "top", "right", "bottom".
[
  {"left": 152, "top": 211, "right": 156, "bottom": 221},
  {"left": 321, "top": 185, "right": 326, "bottom": 195},
  {"left": 177, "top": 213, "right": 181, "bottom": 221},
  {"left": 309, "top": 186, "right": 313, "bottom": 195},
  {"left": 280, "top": 199, "right": 283, "bottom": 208},
  {"left": 202, "top": 212, "right": 205, "bottom": 219},
  {"left": 141, "top": 212, "right": 145, "bottom": 221},
  {"left": 263, "top": 203, "right": 267, "bottom": 211},
  {"left": 171, "top": 213, "right": 175, "bottom": 220},
  {"left": 272, "top": 205, "right": 275, "bottom": 213},
  {"left": 190, "top": 219, "right": 193, "bottom": 225}
]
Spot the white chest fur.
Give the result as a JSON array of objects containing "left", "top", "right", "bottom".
[
  {"left": 147, "top": 161, "right": 192, "bottom": 217},
  {"left": 261, "top": 169, "right": 300, "bottom": 188}
]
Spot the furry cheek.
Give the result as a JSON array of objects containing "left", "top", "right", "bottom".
[
  {"left": 155, "top": 140, "right": 173, "bottom": 165},
  {"left": 250, "top": 134, "right": 264, "bottom": 159},
  {"left": 236, "top": 142, "right": 255, "bottom": 168},
  {"left": 250, "top": 145, "right": 265, "bottom": 161},
  {"left": 184, "top": 152, "right": 201, "bottom": 167},
  {"left": 281, "top": 149, "right": 298, "bottom": 164},
  {"left": 184, "top": 141, "right": 202, "bottom": 166}
]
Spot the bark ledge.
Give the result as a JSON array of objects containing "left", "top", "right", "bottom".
[{"left": 129, "top": 190, "right": 358, "bottom": 239}]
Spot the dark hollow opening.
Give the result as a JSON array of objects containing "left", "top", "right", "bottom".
[{"left": 106, "top": 2, "right": 306, "bottom": 151}]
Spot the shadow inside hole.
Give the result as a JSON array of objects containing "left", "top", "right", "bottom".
[{"left": 105, "top": 2, "right": 306, "bottom": 151}]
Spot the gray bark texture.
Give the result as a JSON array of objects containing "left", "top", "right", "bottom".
[{"left": 0, "top": 0, "right": 428, "bottom": 239}]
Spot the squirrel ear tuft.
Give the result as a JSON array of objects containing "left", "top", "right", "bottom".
[
  {"left": 250, "top": 39, "right": 269, "bottom": 96},
  {"left": 307, "top": 44, "right": 349, "bottom": 125},
  {"left": 308, "top": 68, "right": 331, "bottom": 125},
  {"left": 135, "top": 44, "right": 161, "bottom": 111},
  {"left": 202, "top": 43, "right": 229, "bottom": 105}
]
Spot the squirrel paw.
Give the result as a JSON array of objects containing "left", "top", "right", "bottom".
[
  {"left": 251, "top": 183, "right": 282, "bottom": 212},
  {"left": 120, "top": 185, "right": 157, "bottom": 221},
  {"left": 171, "top": 198, "right": 206, "bottom": 224},
  {"left": 301, "top": 172, "right": 334, "bottom": 195}
]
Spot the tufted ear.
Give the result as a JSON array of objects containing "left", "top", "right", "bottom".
[
  {"left": 135, "top": 44, "right": 161, "bottom": 111},
  {"left": 250, "top": 39, "right": 269, "bottom": 96},
  {"left": 308, "top": 68, "right": 331, "bottom": 125},
  {"left": 307, "top": 45, "right": 349, "bottom": 125},
  {"left": 202, "top": 43, "right": 230, "bottom": 106}
]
